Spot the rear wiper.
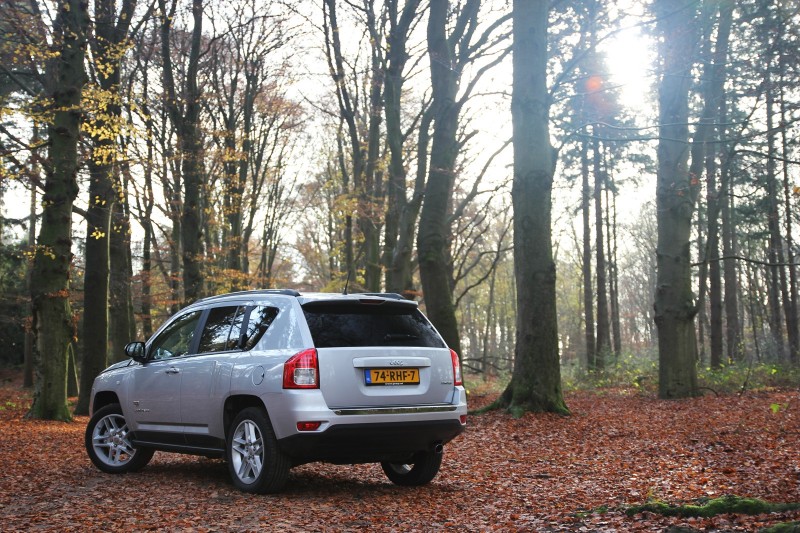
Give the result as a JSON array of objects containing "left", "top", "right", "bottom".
[{"left": 383, "top": 333, "right": 419, "bottom": 342}]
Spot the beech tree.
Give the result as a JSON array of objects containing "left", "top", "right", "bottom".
[
  {"left": 158, "top": 0, "right": 206, "bottom": 303},
  {"left": 322, "top": 0, "right": 385, "bottom": 291},
  {"left": 27, "top": 0, "right": 90, "bottom": 421},
  {"left": 496, "top": 0, "right": 569, "bottom": 416},
  {"left": 383, "top": 0, "right": 423, "bottom": 296},
  {"left": 419, "top": 0, "right": 510, "bottom": 357},
  {"left": 75, "top": 0, "right": 139, "bottom": 415},
  {"left": 653, "top": 0, "right": 700, "bottom": 399}
]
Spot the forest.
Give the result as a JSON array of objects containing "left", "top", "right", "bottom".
[
  {"left": 1, "top": 0, "right": 800, "bottom": 530},
  {"left": 0, "top": 0, "right": 799, "bottom": 419}
]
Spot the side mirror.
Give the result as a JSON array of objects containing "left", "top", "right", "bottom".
[{"left": 125, "top": 341, "right": 147, "bottom": 363}]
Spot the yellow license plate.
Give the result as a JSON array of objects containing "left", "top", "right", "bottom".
[{"left": 365, "top": 368, "right": 419, "bottom": 386}]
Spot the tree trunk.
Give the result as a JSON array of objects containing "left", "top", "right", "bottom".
[
  {"left": 482, "top": 265, "right": 497, "bottom": 379},
  {"left": 141, "top": 211, "right": 154, "bottom": 337},
  {"left": 159, "top": 0, "right": 205, "bottom": 303},
  {"left": 593, "top": 131, "right": 609, "bottom": 369},
  {"left": 653, "top": 0, "right": 699, "bottom": 399},
  {"left": 220, "top": 51, "right": 258, "bottom": 290},
  {"left": 417, "top": 0, "right": 467, "bottom": 356},
  {"left": 764, "top": 72, "right": 786, "bottom": 360},
  {"left": 696, "top": 204, "right": 707, "bottom": 364},
  {"left": 695, "top": 1, "right": 732, "bottom": 369},
  {"left": 745, "top": 254, "right": 763, "bottom": 362},
  {"left": 76, "top": 0, "right": 135, "bottom": 414},
  {"left": 324, "top": 0, "right": 374, "bottom": 289},
  {"left": 362, "top": 3, "right": 384, "bottom": 292},
  {"left": 24, "top": 145, "right": 37, "bottom": 388},
  {"left": 140, "top": 77, "right": 156, "bottom": 337},
  {"left": 178, "top": 97, "right": 205, "bottom": 302},
  {"left": 390, "top": 106, "right": 433, "bottom": 296},
  {"left": 76, "top": 157, "right": 113, "bottom": 412},
  {"left": 27, "top": 0, "right": 89, "bottom": 421},
  {"left": 223, "top": 119, "right": 244, "bottom": 284},
  {"left": 168, "top": 157, "right": 183, "bottom": 314},
  {"left": 67, "top": 342, "right": 79, "bottom": 398},
  {"left": 779, "top": 52, "right": 799, "bottom": 364},
  {"left": 109, "top": 198, "right": 137, "bottom": 362},
  {"left": 706, "top": 158, "right": 723, "bottom": 369},
  {"left": 383, "top": 0, "right": 421, "bottom": 295},
  {"left": 498, "top": 0, "right": 569, "bottom": 416},
  {"left": 607, "top": 186, "right": 622, "bottom": 357},
  {"left": 722, "top": 169, "right": 740, "bottom": 361},
  {"left": 580, "top": 131, "right": 595, "bottom": 370},
  {"left": 719, "top": 38, "right": 739, "bottom": 363}
]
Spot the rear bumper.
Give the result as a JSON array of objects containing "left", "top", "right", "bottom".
[{"left": 277, "top": 419, "right": 465, "bottom": 465}]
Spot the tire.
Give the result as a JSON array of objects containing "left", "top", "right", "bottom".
[
  {"left": 226, "top": 407, "right": 290, "bottom": 494},
  {"left": 85, "top": 403, "right": 154, "bottom": 474},
  {"left": 381, "top": 450, "right": 443, "bottom": 486}
]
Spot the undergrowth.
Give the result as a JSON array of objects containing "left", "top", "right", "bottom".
[
  {"left": 457, "top": 356, "right": 799, "bottom": 402},
  {"left": 562, "top": 356, "right": 800, "bottom": 394}
]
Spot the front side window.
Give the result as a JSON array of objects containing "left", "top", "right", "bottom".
[
  {"left": 149, "top": 310, "right": 202, "bottom": 360},
  {"left": 198, "top": 306, "right": 243, "bottom": 353}
]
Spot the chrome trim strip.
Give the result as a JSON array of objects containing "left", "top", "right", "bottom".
[{"left": 333, "top": 405, "right": 458, "bottom": 416}]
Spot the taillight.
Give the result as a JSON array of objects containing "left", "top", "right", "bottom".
[
  {"left": 450, "top": 349, "right": 462, "bottom": 386},
  {"left": 283, "top": 348, "right": 319, "bottom": 389}
]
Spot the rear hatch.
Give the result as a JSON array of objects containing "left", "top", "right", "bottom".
[{"left": 301, "top": 297, "right": 456, "bottom": 409}]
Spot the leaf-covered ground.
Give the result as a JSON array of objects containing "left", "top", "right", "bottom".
[{"left": 1, "top": 372, "right": 798, "bottom": 532}]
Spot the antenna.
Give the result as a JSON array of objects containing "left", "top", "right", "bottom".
[{"left": 343, "top": 266, "right": 352, "bottom": 295}]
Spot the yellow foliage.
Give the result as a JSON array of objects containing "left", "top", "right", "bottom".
[{"left": 24, "top": 245, "right": 57, "bottom": 261}]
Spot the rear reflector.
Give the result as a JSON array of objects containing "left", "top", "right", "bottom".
[
  {"left": 460, "top": 415, "right": 467, "bottom": 425},
  {"left": 296, "top": 421, "right": 322, "bottom": 431}
]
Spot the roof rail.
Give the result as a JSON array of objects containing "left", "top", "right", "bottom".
[{"left": 195, "top": 289, "right": 301, "bottom": 304}]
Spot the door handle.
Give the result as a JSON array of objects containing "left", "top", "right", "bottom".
[{"left": 165, "top": 367, "right": 180, "bottom": 374}]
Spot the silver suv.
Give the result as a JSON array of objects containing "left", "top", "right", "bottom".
[{"left": 85, "top": 290, "right": 467, "bottom": 493}]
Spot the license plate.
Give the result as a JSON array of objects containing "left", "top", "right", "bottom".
[{"left": 365, "top": 368, "right": 420, "bottom": 386}]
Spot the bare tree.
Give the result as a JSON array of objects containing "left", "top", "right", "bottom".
[
  {"left": 158, "top": 0, "right": 207, "bottom": 303},
  {"left": 419, "top": 0, "right": 510, "bottom": 357}
]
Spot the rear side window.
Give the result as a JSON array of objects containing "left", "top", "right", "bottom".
[
  {"left": 243, "top": 305, "right": 280, "bottom": 350},
  {"left": 198, "top": 306, "right": 243, "bottom": 353},
  {"left": 302, "top": 303, "right": 446, "bottom": 348}
]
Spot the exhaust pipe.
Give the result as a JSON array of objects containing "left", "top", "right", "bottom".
[{"left": 433, "top": 443, "right": 444, "bottom": 455}]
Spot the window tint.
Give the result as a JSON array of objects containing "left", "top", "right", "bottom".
[
  {"left": 243, "top": 306, "right": 280, "bottom": 350},
  {"left": 302, "top": 303, "right": 446, "bottom": 349},
  {"left": 198, "top": 306, "right": 241, "bottom": 353},
  {"left": 150, "top": 310, "right": 202, "bottom": 360}
]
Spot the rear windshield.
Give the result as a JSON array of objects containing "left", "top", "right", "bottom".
[{"left": 302, "top": 303, "right": 446, "bottom": 349}]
